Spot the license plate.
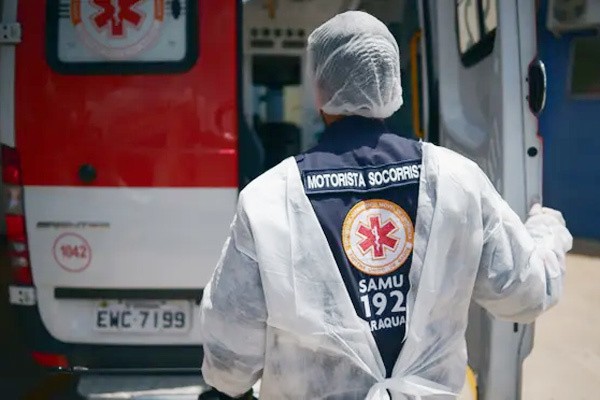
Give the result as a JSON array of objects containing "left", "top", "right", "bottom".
[{"left": 94, "top": 300, "right": 190, "bottom": 333}]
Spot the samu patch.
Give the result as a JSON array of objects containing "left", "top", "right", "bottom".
[{"left": 342, "top": 199, "right": 414, "bottom": 276}]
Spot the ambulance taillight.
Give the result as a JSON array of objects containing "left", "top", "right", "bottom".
[{"left": 2, "top": 145, "right": 32, "bottom": 285}]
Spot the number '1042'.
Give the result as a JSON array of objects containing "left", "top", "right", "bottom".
[{"left": 61, "top": 245, "right": 88, "bottom": 259}]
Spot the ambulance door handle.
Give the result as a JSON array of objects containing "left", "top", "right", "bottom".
[
  {"left": 527, "top": 59, "right": 547, "bottom": 115},
  {"left": 78, "top": 164, "right": 97, "bottom": 184}
]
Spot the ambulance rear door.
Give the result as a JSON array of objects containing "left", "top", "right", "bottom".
[
  {"left": 419, "top": 0, "right": 546, "bottom": 399},
  {"left": 8, "top": 0, "right": 239, "bottom": 349}
]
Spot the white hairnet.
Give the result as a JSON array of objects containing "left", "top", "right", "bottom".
[{"left": 307, "top": 11, "right": 403, "bottom": 119}]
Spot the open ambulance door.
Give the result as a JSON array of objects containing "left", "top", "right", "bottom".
[{"left": 418, "top": 0, "right": 547, "bottom": 399}]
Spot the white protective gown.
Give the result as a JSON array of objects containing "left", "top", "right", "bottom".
[{"left": 200, "top": 142, "right": 572, "bottom": 400}]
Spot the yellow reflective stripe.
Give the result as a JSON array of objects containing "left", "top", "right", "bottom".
[
  {"left": 467, "top": 366, "right": 478, "bottom": 399},
  {"left": 410, "top": 30, "right": 424, "bottom": 139}
]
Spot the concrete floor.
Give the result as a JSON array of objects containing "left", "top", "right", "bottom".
[
  {"left": 2, "top": 242, "right": 599, "bottom": 399},
  {"left": 522, "top": 243, "right": 600, "bottom": 399}
]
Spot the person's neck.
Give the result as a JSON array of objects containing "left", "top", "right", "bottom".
[{"left": 320, "top": 111, "right": 345, "bottom": 126}]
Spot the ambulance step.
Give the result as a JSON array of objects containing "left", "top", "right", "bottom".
[{"left": 77, "top": 374, "right": 209, "bottom": 400}]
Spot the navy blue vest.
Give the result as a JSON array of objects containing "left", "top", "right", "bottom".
[{"left": 296, "top": 116, "right": 422, "bottom": 377}]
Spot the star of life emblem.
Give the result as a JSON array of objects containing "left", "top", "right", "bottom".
[
  {"left": 342, "top": 199, "right": 414, "bottom": 275},
  {"left": 70, "top": 0, "right": 164, "bottom": 59}
]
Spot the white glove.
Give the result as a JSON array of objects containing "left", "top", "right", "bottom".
[{"left": 525, "top": 204, "right": 573, "bottom": 254}]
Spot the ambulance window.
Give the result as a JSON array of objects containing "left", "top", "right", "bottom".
[
  {"left": 46, "top": 0, "right": 198, "bottom": 74},
  {"left": 482, "top": 0, "right": 498, "bottom": 34},
  {"left": 570, "top": 37, "right": 600, "bottom": 99},
  {"left": 456, "top": 0, "right": 497, "bottom": 67},
  {"left": 457, "top": 0, "right": 481, "bottom": 55}
]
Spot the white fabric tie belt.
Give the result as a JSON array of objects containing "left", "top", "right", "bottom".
[{"left": 366, "top": 375, "right": 457, "bottom": 400}]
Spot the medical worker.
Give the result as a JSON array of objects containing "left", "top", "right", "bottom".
[{"left": 200, "top": 11, "right": 572, "bottom": 400}]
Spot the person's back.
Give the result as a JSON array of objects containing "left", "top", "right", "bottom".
[
  {"left": 199, "top": 11, "right": 572, "bottom": 400},
  {"left": 296, "top": 116, "right": 422, "bottom": 377}
]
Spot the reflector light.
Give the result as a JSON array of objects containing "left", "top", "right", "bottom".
[
  {"left": 31, "top": 352, "right": 69, "bottom": 369},
  {"left": 2, "top": 145, "right": 33, "bottom": 287},
  {"left": 2, "top": 165, "right": 21, "bottom": 185},
  {"left": 4, "top": 184, "right": 23, "bottom": 215},
  {"left": 9, "top": 248, "right": 32, "bottom": 285},
  {"left": 13, "top": 266, "right": 33, "bottom": 285},
  {"left": 6, "top": 214, "right": 25, "bottom": 241},
  {"left": 1, "top": 145, "right": 21, "bottom": 185},
  {"left": 8, "top": 241, "right": 27, "bottom": 253},
  {"left": 9, "top": 255, "right": 29, "bottom": 268}
]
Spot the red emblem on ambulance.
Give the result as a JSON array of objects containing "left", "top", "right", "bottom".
[
  {"left": 70, "top": 0, "right": 164, "bottom": 59},
  {"left": 53, "top": 233, "right": 93, "bottom": 273},
  {"left": 342, "top": 199, "right": 414, "bottom": 276},
  {"left": 91, "top": 0, "right": 146, "bottom": 38}
]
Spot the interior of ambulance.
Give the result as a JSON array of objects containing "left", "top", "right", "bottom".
[{"left": 239, "top": 0, "right": 423, "bottom": 186}]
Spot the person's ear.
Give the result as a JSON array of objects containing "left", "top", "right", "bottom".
[{"left": 320, "top": 110, "right": 344, "bottom": 126}]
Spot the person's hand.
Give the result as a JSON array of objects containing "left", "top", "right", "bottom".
[
  {"left": 525, "top": 203, "right": 573, "bottom": 254},
  {"left": 529, "top": 203, "right": 566, "bottom": 225}
]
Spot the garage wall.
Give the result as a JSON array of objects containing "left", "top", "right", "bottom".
[{"left": 538, "top": 0, "right": 600, "bottom": 240}]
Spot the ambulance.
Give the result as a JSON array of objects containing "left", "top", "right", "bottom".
[{"left": 1, "top": 1, "right": 546, "bottom": 399}]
